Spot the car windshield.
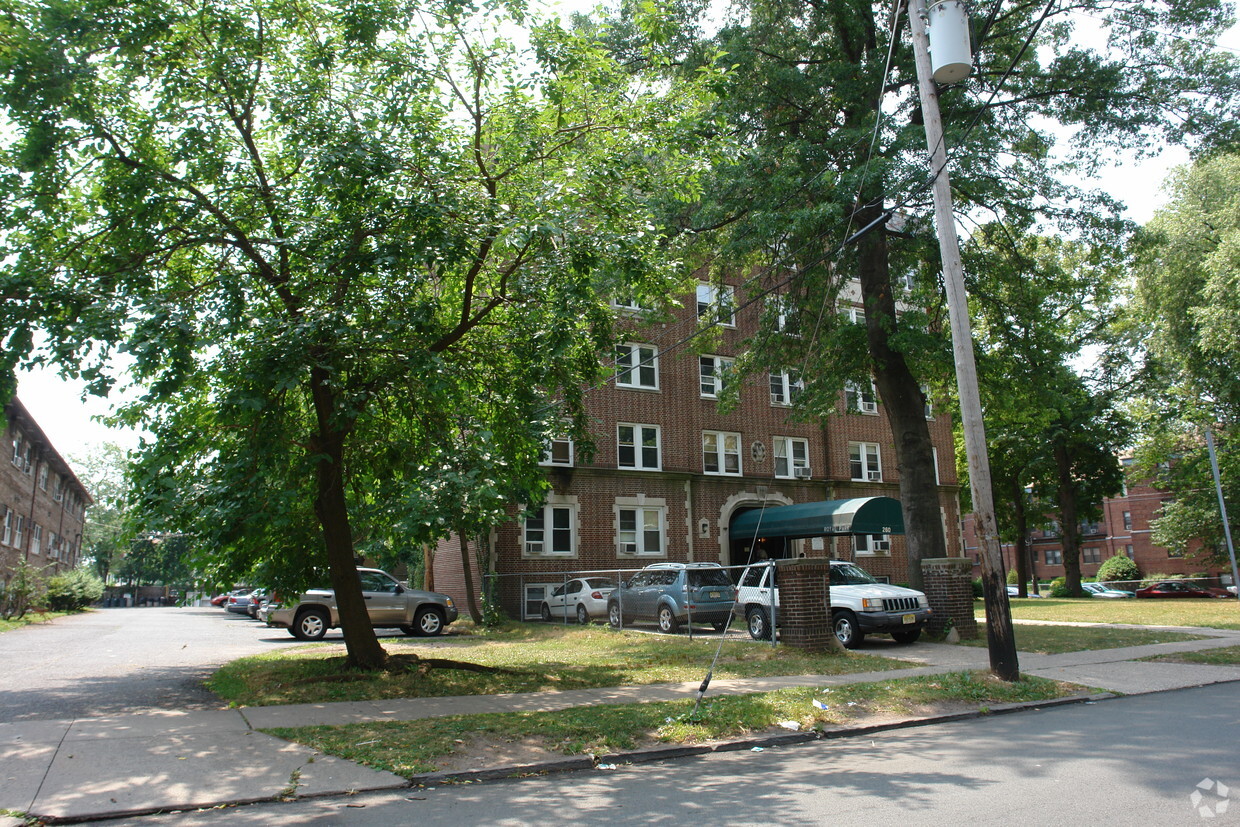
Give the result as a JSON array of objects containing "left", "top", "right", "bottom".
[
  {"left": 688, "top": 568, "right": 731, "bottom": 588},
  {"left": 584, "top": 578, "right": 615, "bottom": 590},
  {"left": 830, "top": 563, "right": 879, "bottom": 586}
]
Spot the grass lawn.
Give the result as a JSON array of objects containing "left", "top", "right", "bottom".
[
  {"left": 210, "top": 624, "right": 910, "bottom": 707},
  {"left": 979, "top": 597, "right": 1240, "bottom": 630},
  {"left": 265, "top": 670, "right": 1079, "bottom": 777},
  {"left": 1141, "top": 646, "right": 1240, "bottom": 666},
  {"left": 0, "top": 610, "right": 73, "bottom": 633},
  {"left": 956, "top": 623, "right": 1208, "bottom": 654}
]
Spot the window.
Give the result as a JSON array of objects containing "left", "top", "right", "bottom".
[
  {"left": 13, "top": 515, "right": 24, "bottom": 548},
  {"left": 767, "top": 294, "right": 799, "bottom": 335},
  {"left": 841, "top": 305, "right": 866, "bottom": 326},
  {"left": 612, "top": 295, "right": 651, "bottom": 314},
  {"left": 10, "top": 432, "right": 22, "bottom": 467},
  {"left": 38, "top": 464, "right": 48, "bottom": 491},
  {"left": 618, "top": 424, "right": 661, "bottom": 470},
  {"left": 696, "top": 283, "right": 735, "bottom": 327},
  {"left": 774, "top": 437, "right": 810, "bottom": 479},
  {"left": 49, "top": 532, "right": 60, "bottom": 560},
  {"left": 52, "top": 475, "right": 63, "bottom": 502},
  {"left": 1082, "top": 547, "right": 1102, "bottom": 565},
  {"left": 1124, "top": 544, "right": 1135, "bottom": 560},
  {"left": 1045, "top": 549, "right": 1062, "bottom": 566},
  {"left": 699, "top": 355, "right": 734, "bottom": 398},
  {"left": 618, "top": 506, "right": 665, "bottom": 556},
  {"left": 932, "top": 447, "right": 941, "bottom": 485},
  {"left": 1122, "top": 511, "right": 1132, "bottom": 531},
  {"left": 30, "top": 524, "right": 41, "bottom": 556},
  {"left": 541, "top": 436, "right": 574, "bottom": 467},
  {"left": 855, "top": 533, "right": 891, "bottom": 555},
  {"left": 922, "top": 384, "right": 934, "bottom": 419},
  {"left": 1, "top": 506, "right": 10, "bottom": 546},
  {"left": 523, "top": 502, "right": 577, "bottom": 557},
  {"left": 849, "top": 442, "right": 882, "bottom": 482},
  {"left": 1168, "top": 546, "right": 1185, "bottom": 559},
  {"left": 703, "top": 431, "right": 742, "bottom": 475},
  {"left": 769, "top": 371, "right": 803, "bottom": 406},
  {"left": 844, "top": 381, "right": 878, "bottom": 414},
  {"left": 615, "top": 343, "right": 659, "bottom": 390}
]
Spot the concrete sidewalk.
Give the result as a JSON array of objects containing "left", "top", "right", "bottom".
[{"left": 4, "top": 626, "right": 1240, "bottom": 823}]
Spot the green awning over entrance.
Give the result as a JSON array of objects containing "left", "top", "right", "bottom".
[{"left": 729, "top": 497, "right": 904, "bottom": 540}]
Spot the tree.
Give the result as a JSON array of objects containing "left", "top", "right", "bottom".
[
  {"left": 0, "top": 0, "right": 717, "bottom": 669},
  {"left": 604, "top": 0, "right": 1237, "bottom": 595},
  {"left": 71, "top": 443, "right": 130, "bottom": 585}
]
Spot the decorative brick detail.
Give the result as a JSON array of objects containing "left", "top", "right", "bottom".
[
  {"left": 920, "top": 557, "right": 978, "bottom": 640},
  {"left": 775, "top": 557, "right": 834, "bottom": 651}
]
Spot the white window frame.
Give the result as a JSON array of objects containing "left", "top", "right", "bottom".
[
  {"left": 922, "top": 384, "right": 934, "bottom": 419},
  {"left": 522, "top": 497, "right": 578, "bottom": 559},
  {"left": 615, "top": 342, "right": 659, "bottom": 390},
  {"left": 37, "top": 464, "right": 48, "bottom": 491},
  {"left": 13, "top": 514, "right": 24, "bottom": 548},
  {"left": 611, "top": 295, "right": 652, "bottom": 314},
  {"left": 617, "top": 423, "right": 661, "bottom": 471},
  {"left": 855, "top": 533, "right": 891, "bottom": 555},
  {"left": 932, "top": 446, "right": 941, "bottom": 486},
  {"left": 30, "top": 523, "right": 41, "bottom": 556},
  {"left": 770, "top": 371, "right": 803, "bottom": 406},
  {"left": 615, "top": 498, "right": 667, "bottom": 557},
  {"left": 845, "top": 381, "right": 878, "bottom": 414},
  {"left": 540, "top": 436, "right": 574, "bottom": 467},
  {"left": 703, "top": 431, "right": 742, "bottom": 476},
  {"left": 774, "top": 436, "right": 810, "bottom": 479},
  {"left": 2, "top": 507, "right": 11, "bottom": 546},
  {"left": 696, "top": 283, "right": 736, "bottom": 327},
  {"left": 1046, "top": 548, "right": 1063, "bottom": 566},
  {"left": 842, "top": 305, "right": 866, "bottom": 326},
  {"left": 699, "top": 355, "right": 734, "bottom": 398},
  {"left": 10, "top": 433, "right": 22, "bottom": 467},
  {"left": 52, "top": 475, "right": 63, "bottom": 502},
  {"left": 849, "top": 442, "right": 882, "bottom": 482}
]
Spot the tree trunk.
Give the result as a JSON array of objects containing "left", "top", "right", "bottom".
[
  {"left": 459, "top": 531, "right": 482, "bottom": 624},
  {"left": 1053, "top": 441, "right": 1083, "bottom": 596},
  {"left": 424, "top": 544, "right": 436, "bottom": 592},
  {"left": 309, "top": 366, "right": 387, "bottom": 670},
  {"left": 856, "top": 209, "right": 948, "bottom": 591}
]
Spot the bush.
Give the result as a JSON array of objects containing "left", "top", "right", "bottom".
[
  {"left": 1, "top": 559, "right": 45, "bottom": 620},
  {"left": 44, "top": 568, "right": 105, "bottom": 612},
  {"left": 972, "top": 578, "right": 984, "bottom": 598},
  {"left": 1048, "top": 577, "right": 1070, "bottom": 598},
  {"left": 1005, "top": 568, "right": 1019, "bottom": 585},
  {"left": 1097, "top": 554, "right": 1141, "bottom": 587}
]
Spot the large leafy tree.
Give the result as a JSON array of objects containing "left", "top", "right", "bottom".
[
  {"left": 0, "top": 0, "right": 716, "bottom": 668},
  {"left": 607, "top": 0, "right": 1236, "bottom": 592},
  {"left": 1126, "top": 152, "right": 1240, "bottom": 565}
]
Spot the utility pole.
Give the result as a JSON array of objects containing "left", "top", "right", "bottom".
[{"left": 907, "top": 0, "right": 1019, "bottom": 679}]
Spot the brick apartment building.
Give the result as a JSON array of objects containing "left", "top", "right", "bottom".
[
  {"left": 433, "top": 275, "right": 962, "bottom": 619},
  {"left": 2, "top": 396, "right": 93, "bottom": 581},
  {"left": 961, "top": 458, "right": 1227, "bottom": 585}
]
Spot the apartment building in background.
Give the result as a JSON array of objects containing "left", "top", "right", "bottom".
[
  {"left": 433, "top": 273, "right": 962, "bottom": 619},
  {"left": 2, "top": 396, "right": 93, "bottom": 581}
]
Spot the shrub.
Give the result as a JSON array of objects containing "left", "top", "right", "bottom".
[
  {"left": 1048, "top": 577, "right": 1070, "bottom": 598},
  {"left": 1005, "top": 568, "right": 1019, "bottom": 585},
  {"left": 1096, "top": 554, "right": 1141, "bottom": 587},
  {"left": 972, "top": 578, "right": 984, "bottom": 598},
  {"left": 1, "top": 559, "right": 45, "bottom": 619},
  {"left": 44, "top": 568, "right": 105, "bottom": 612}
]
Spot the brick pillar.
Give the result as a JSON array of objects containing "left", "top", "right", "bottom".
[
  {"left": 776, "top": 557, "right": 834, "bottom": 651},
  {"left": 920, "top": 557, "right": 979, "bottom": 640}
]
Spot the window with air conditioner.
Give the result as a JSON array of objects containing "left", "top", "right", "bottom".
[
  {"left": 850, "top": 442, "right": 881, "bottom": 482},
  {"left": 617, "top": 505, "right": 665, "bottom": 556},
  {"left": 774, "top": 436, "right": 810, "bottom": 479},
  {"left": 615, "top": 342, "right": 659, "bottom": 390},
  {"left": 844, "top": 381, "right": 878, "bottom": 414},
  {"left": 618, "top": 424, "right": 661, "bottom": 471},
  {"left": 523, "top": 501, "right": 577, "bottom": 558},
  {"left": 770, "top": 371, "right": 803, "bottom": 406},
  {"left": 856, "top": 533, "right": 890, "bottom": 555}
]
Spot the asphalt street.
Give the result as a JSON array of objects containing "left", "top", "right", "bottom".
[{"left": 73, "top": 681, "right": 1239, "bottom": 826}]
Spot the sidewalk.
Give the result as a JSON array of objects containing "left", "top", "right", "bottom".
[{"left": 4, "top": 625, "right": 1239, "bottom": 824}]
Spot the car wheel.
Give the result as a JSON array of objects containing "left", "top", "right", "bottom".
[
  {"left": 608, "top": 601, "right": 623, "bottom": 629},
  {"left": 746, "top": 606, "right": 771, "bottom": 640},
  {"left": 292, "top": 608, "right": 329, "bottom": 641},
  {"left": 891, "top": 629, "right": 921, "bottom": 644},
  {"left": 399, "top": 625, "right": 417, "bottom": 636},
  {"left": 657, "top": 605, "right": 679, "bottom": 634},
  {"left": 576, "top": 604, "right": 589, "bottom": 625},
  {"left": 413, "top": 606, "right": 445, "bottom": 637},
  {"left": 711, "top": 619, "right": 728, "bottom": 633},
  {"left": 540, "top": 603, "right": 553, "bottom": 623},
  {"left": 833, "top": 611, "right": 863, "bottom": 649}
]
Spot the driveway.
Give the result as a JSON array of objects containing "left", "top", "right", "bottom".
[{"left": 0, "top": 606, "right": 282, "bottom": 722}]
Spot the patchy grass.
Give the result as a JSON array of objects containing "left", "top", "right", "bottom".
[
  {"left": 0, "top": 610, "right": 74, "bottom": 634},
  {"left": 1141, "top": 645, "right": 1240, "bottom": 666},
  {"left": 265, "top": 671, "right": 1080, "bottom": 777},
  {"left": 979, "top": 598, "right": 1240, "bottom": 630},
  {"left": 211, "top": 624, "right": 908, "bottom": 707},
  {"left": 956, "top": 623, "right": 1208, "bottom": 654}
]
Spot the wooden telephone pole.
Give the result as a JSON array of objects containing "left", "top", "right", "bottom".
[{"left": 907, "top": 0, "right": 1019, "bottom": 679}]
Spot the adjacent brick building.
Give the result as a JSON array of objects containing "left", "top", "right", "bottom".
[
  {"left": 2, "top": 397, "right": 93, "bottom": 581},
  {"left": 433, "top": 275, "right": 962, "bottom": 619},
  {"left": 961, "top": 457, "right": 1226, "bottom": 584}
]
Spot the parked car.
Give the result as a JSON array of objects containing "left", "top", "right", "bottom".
[
  {"left": 214, "top": 587, "right": 249, "bottom": 608},
  {"left": 1136, "top": 581, "right": 1231, "bottom": 599},
  {"left": 1082, "top": 582, "right": 1135, "bottom": 599},
  {"left": 735, "top": 560, "right": 931, "bottom": 647},
  {"left": 1006, "top": 585, "right": 1045, "bottom": 598},
  {"left": 266, "top": 568, "right": 458, "bottom": 640},
  {"left": 224, "top": 588, "right": 259, "bottom": 614},
  {"left": 540, "top": 577, "right": 616, "bottom": 624},
  {"left": 244, "top": 588, "right": 269, "bottom": 618},
  {"left": 607, "top": 563, "right": 736, "bottom": 634}
]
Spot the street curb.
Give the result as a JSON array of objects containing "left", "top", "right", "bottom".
[{"left": 406, "top": 691, "right": 1115, "bottom": 787}]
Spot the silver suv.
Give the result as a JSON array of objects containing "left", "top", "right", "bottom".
[
  {"left": 607, "top": 562, "right": 737, "bottom": 633},
  {"left": 266, "top": 568, "right": 458, "bottom": 640}
]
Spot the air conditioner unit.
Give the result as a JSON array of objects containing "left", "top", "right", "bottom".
[
  {"left": 873, "top": 540, "right": 891, "bottom": 551},
  {"left": 621, "top": 542, "right": 638, "bottom": 554},
  {"left": 794, "top": 467, "right": 812, "bottom": 479},
  {"left": 867, "top": 471, "right": 882, "bottom": 481},
  {"left": 860, "top": 401, "right": 878, "bottom": 414},
  {"left": 525, "top": 542, "right": 544, "bottom": 554}
]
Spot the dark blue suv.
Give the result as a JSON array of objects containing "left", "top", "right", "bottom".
[{"left": 607, "top": 563, "right": 737, "bottom": 633}]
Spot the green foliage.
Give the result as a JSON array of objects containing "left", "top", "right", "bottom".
[
  {"left": 1006, "top": 569, "right": 1019, "bottom": 585},
  {"left": 973, "top": 578, "right": 985, "bottom": 597},
  {"left": 1048, "top": 577, "right": 1070, "bottom": 598},
  {"left": 1097, "top": 554, "right": 1141, "bottom": 586},
  {"left": 44, "top": 568, "right": 105, "bottom": 612},
  {"left": 0, "top": 559, "right": 44, "bottom": 620}
]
